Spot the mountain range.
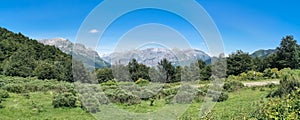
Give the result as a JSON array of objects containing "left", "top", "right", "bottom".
[
  {"left": 40, "top": 38, "right": 276, "bottom": 68},
  {"left": 39, "top": 38, "right": 111, "bottom": 69},
  {"left": 102, "top": 48, "right": 211, "bottom": 66}
]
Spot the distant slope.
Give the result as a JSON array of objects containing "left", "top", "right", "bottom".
[
  {"left": 40, "top": 38, "right": 111, "bottom": 69},
  {"left": 102, "top": 48, "right": 211, "bottom": 66},
  {"left": 251, "top": 49, "right": 276, "bottom": 58}
]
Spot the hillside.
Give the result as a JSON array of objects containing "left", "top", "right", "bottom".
[
  {"left": 40, "top": 38, "right": 111, "bottom": 69},
  {"left": 251, "top": 49, "right": 276, "bottom": 58},
  {"left": 0, "top": 27, "right": 74, "bottom": 81},
  {"left": 102, "top": 48, "right": 211, "bottom": 66}
]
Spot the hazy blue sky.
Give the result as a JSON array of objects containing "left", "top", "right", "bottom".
[{"left": 0, "top": 0, "right": 299, "bottom": 54}]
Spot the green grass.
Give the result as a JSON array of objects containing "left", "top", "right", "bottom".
[
  {"left": 0, "top": 92, "right": 94, "bottom": 120},
  {"left": 0, "top": 87, "right": 272, "bottom": 120},
  {"left": 0, "top": 75, "right": 277, "bottom": 120},
  {"left": 179, "top": 87, "right": 272, "bottom": 120}
]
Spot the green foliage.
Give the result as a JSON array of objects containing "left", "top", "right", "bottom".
[
  {"left": 34, "top": 61, "right": 59, "bottom": 80},
  {"left": 212, "top": 92, "right": 229, "bottom": 102},
  {"left": 200, "top": 65, "right": 212, "bottom": 81},
  {"left": 31, "top": 101, "right": 45, "bottom": 113},
  {"left": 72, "top": 60, "right": 91, "bottom": 83},
  {"left": 80, "top": 94, "right": 101, "bottom": 113},
  {"left": 52, "top": 92, "right": 77, "bottom": 108},
  {"left": 268, "top": 74, "right": 300, "bottom": 97},
  {"left": 3, "top": 83, "right": 25, "bottom": 93},
  {"left": 173, "top": 91, "right": 194, "bottom": 104},
  {"left": 223, "top": 81, "right": 244, "bottom": 92},
  {"left": 263, "top": 68, "right": 279, "bottom": 78},
  {"left": 135, "top": 78, "right": 149, "bottom": 86},
  {"left": 105, "top": 89, "right": 141, "bottom": 105},
  {"left": 3, "top": 47, "right": 36, "bottom": 77},
  {"left": 95, "top": 68, "right": 113, "bottom": 83},
  {"left": 101, "top": 80, "right": 117, "bottom": 86},
  {"left": 0, "top": 89, "right": 9, "bottom": 99},
  {"left": 275, "top": 36, "right": 300, "bottom": 69},
  {"left": 253, "top": 89, "right": 300, "bottom": 119},
  {"left": 158, "top": 58, "right": 176, "bottom": 83},
  {"left": 128, "top": 59, "right": 150, "bottom": 81},
  {"left": 227, "top": 50, "right": 254, "bottom": 76},
  {"left": 0, "top": 27, "right": 77, "bottom": 82}
]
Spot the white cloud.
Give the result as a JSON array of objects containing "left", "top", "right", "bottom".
[{"left": 89, "top": 29, "right": 99, "bottom": 34}]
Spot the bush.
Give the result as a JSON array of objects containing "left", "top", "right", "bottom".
[
  {"left": 135, "top": 78, "right": 149, "bottom": 86},
  {"left": 162, "top": 87, "right": 179, "bottom": 97},
  {"left": 80, "top": 96, "right": 100, "bottom": 113},
  {"left": 101, "top": 80, "right": 117, "bottom": 86},
  {"left": 0, "top": 89, "right": 9, "bottom": 98},
  {"left": 268, "top": 75, "right": 300, "bottom": 97},
  {"left": 263, "top": 68, "right": 279, "bottom": 78},
  {"left": 223, "top": 81, "right": 244, "bottom": 92},
  {"left": 174, "top": 91, "right": 194, "bottom": 104},
  {"left": 31, "top": 101, "right": 45, "bottom": 113},
  {"left": 52, "top": 92, "right": 77, "bottom": 108},
  {"left": 252, "top": 89, "right": 300, "bottom": 119},
  {"left": 106, "top": 89, "right": 141, "bottom": 105},
  {"left": 3, "top": 84, "right": 25, "bottom": 93},
  {"left": 95, "top": 93, "right": 109, "bottom": 105},
  {"left": 212, "top": 92, "right": 228, "bottom": 102},
  {"left": 194, "top": 90, "right": 205, "bottom": 103},
  {"left": 138, "top": 89, "right": 155, "bottom": 101}
]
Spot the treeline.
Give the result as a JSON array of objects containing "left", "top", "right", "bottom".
[
  {"left": 95, "top": 58, "right": 212, "bottom": 83},
  {"left": 227, "top": 35, "right": 299, "bottom": 77}
]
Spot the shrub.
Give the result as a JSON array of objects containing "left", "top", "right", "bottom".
[
  {"left": 80, "top": 96, "right": 100, "bottom": 113},
  {"left": 0, "top": 89, "right": 9, "bottom": 98},
  {"left": 95, "top": 93, "right": 109, "bottom": 105},
  {"left": 106, "top": 89, "right": 141, "bottom": 105},
  {"left": 252, "top": 89, "right": 300, "bottom": 119},
  {"left": 31, "top": 101, "right": 45, "bottom": 113},
  {"left": 52, "top": 92, "right": 77, "bottom": 108},
  {"left": 138, "top": 89, "right": 155, "bottom": 101},
  {"left": 227, "top": 75, "right": 239, "bottom": 81},
  {"left": 135, "top": 78, "right": 149, "bottom": 86},
  {"left": 174, "top": 91, "right": 194, "bottom": 104},
  {"left": 263, "top": 68, "right": 279, "bottom": 78},
  {"left": 101, "top": 80, "right": 117, "bottom": 86},
  {"left": 3, "top": 84, "right": 25, "bottom": 93},
  {"left": 268, "top": 75, "right": 300, "bottom": 97},
  {"left": 223, "top": 81, "right": 244, "bottom": 92},
  {"left": 212, "top": 92, "right": 228, "bottom": 102},
  {"left": 194, "top": 90, "right": 205, "bottom": 102},
  {"left": 162, "top": 87, "right": 179, "bottom": 97}
]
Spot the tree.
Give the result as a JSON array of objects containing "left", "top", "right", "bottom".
[
  {"left": 262, "top": 53, "right": 277, "bottom": 69},
  {"left": 34, "top": 61, "right": 59, "bottom": 80},
  {"left": 253, "top": 57, "right": 264, "bottom": 72},
  {"left": 127, "top": 59, "right": 150, "bottom": 82},
  {"left": 200, "top": 65, "right": 212, "bottom": 80},
  {"left": 197, "top": 59, "right": 206, "bottom": 70},
  {"left": 158, "top": 58, "right": 175, "bottom": 83},
  {"left": 3, "top": 48, "right": 36, "bottom": 77},
  {"left": 174, "top": 66, "right": 182, "bottom": 82},
  {"left": 72, "top": 60, "right": 91, "bottom": 83},
  {"left": 189, "top": 62, "right": 200, "bottom": 81},
  {"left": 227, "top": 50, "right": 254, "bottom": 76},
  {"left": 95, "top": 68, "right": 113, "bottom": 83},
  {"left": 275, "top": 35, "right": 300, "bottom": 69}
]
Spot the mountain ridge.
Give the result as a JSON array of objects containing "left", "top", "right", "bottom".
[{"left": 39, "top": 38, "right": 111, "bottom": 69}]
